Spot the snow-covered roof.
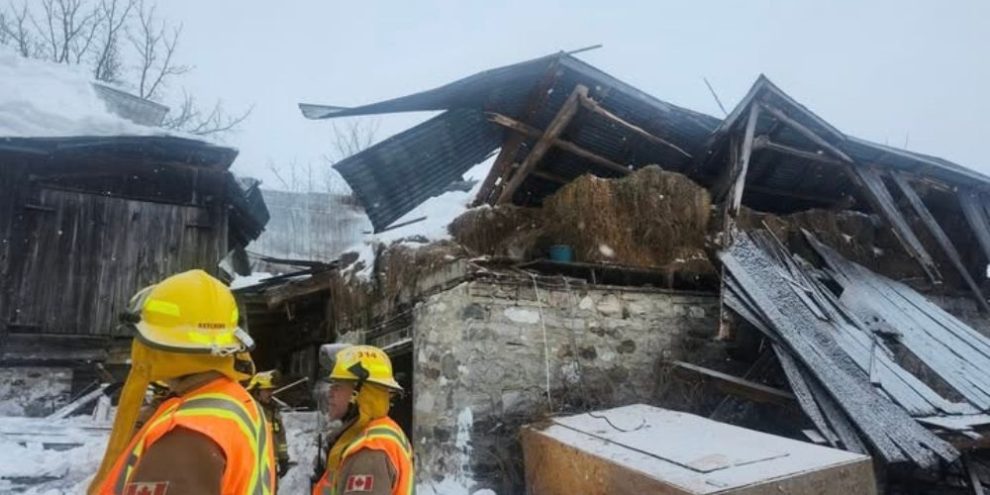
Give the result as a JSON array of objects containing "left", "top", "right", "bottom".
[{"left": 0, "top": 46, "right": 161, "bottom": 138}]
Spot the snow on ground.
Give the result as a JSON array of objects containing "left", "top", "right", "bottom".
[
  {"left": 278, "top": 411, "right": 321, "bottom": 494},
  {"left": 0, "top": 415, "right": 109, "bottom": 494},
  {"left": 0, "top": 46, "right": 158, "bottom": 138}
]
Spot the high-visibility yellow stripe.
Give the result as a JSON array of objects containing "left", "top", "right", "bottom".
[{"left": 144, "top": 299, "right": 181, "bottom": 317}]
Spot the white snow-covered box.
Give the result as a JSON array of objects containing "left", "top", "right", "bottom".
[{"left": 522, "top": 404, "right": 875, "bottom": 495}]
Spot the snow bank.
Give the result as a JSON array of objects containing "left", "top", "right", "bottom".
[{"left": 0, "top": 46, "right": 158, "bottom": 138}]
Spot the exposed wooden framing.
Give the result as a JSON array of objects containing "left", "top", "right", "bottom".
[
  {"left": 759, "top": 103, "right": 854, "bottom": 164},
  {"left": 752, "top": 135, "right": 846, "bottom": 166},
  {"left": 578, "top": 95, "right": 693, "bottom": 159},
  {"left": 892, "top": 174, "right": 989, "bottom": 313},
  {"left": 487, "top": 113, "right": 631, "bottom": 176},
  {"left": 474, "top": 58, "right": 563, "bottom": 206},
  {"left": 497, "top": 85, "right": 588, "bottom": 204},
  {"left": 672, "top": 360, "right": 795, "bottom": 406},
  {"left": 531, "top": 170, "right": 569, "bottom": 184},
  {"left": 852, "top": 165, "right": 941, "bottom": 283},
  {"left": 724, "top": 105, "right": 761, "bottom": 218},
  {"left": 265, "top": 270, "right": 337, "bottom": 309},
  {"left": 959, "top": 189, "right": 990, "bottom": 263}
]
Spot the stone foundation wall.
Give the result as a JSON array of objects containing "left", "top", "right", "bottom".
[{"left": 412, "top": 279, "right": 720, "bottom": 494}]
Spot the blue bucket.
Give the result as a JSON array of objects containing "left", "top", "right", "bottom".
[{"left": 549, "top": 244, "right": 574, "bottom": 262}]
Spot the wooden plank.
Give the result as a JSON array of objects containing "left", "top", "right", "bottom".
[
  {"left": 474, "top": 58, "right": 563, "bottom": 206},
  {"left": 806, "top": 234, "right": 990, "bottom": 410},
  {"left": 752, "top": 135, "right": 845, "bottom": 166},
  {"left": 671, "top": 360, "right": 795, "bottom": 406},
  {"left": 487, "top": 113, "right": 631, "bottom": 176},
  {"left": 852, "top": 165, "right": 941, "bottom": 283},
  {"left": 773, "top": 345, "right": 841, "bottom": 448},
  {"left": 759, "top": 103, "right": 854, "bottom": 163},
  {"left": 891, "top": 173, "right": 990, "bottom": 313},
  {"left": 264, "top": 270, "right": 337, "bottom": 309},
  {"left": 959, "top": 189, "right": 990, "bottom": 262},
  {"left": 497, "top": 85, "right": 588, "bottom": 204},
  {"left": 578, "top": 95, "right": 692, "bottom": 159},
  {"left": 720, "top": 233, "right": 958, "bottom": 467},
  {"left": 531, "top": 169, "right": 569, "bottom": 184}
]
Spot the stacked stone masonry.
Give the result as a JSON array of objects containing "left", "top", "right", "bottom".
[{"left": 412, "top": 279, "right": 720, "bottom": 493}]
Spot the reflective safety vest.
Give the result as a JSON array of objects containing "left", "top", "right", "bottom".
[
  {"left": 313, "top": 416, "right": 414, "bottom": 495},
  {"left": 94, "top": 376, "right": 276, "bottom": 495}
]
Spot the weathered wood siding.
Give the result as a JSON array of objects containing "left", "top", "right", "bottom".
[{"left": 1, "top": 162, "right": 229, "bottom": 339}]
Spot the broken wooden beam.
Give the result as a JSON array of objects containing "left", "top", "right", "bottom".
[
  {"left": 892, "top": 173, "right": 989, "bottom": 313},
  {"left": 759, "top": 103, "right": 854, "bottom": 164},
  {"left": 475, "top": 58, "right": 563, "bottom": 206},
  {"left": 497, "top": 85, "right": 588, "bottom": 204},
  {"left": 578, "top": 94, "right": 693, "bottom": 159},
  {"left": 671, "top": 360, "right": 795, "bottom": 407},
  {"left": 487, "top": 112, "right": 631, "bottom": 176},
  {"left": 852, "top": 165, "right": 942, "bottom": 283},
  {"left": 752, "top": 135, "right": 846, "bottom": 166}
]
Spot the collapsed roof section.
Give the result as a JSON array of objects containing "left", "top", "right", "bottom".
[
  {"left": 301, "top": 50, "right": 990, "bottom": 307},
  {"left": 301, "top": 52, "right": 719, "bottom": 230}
]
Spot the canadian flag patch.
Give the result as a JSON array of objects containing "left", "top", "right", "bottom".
[
  {"left": 123, "top": 481, "right": 169, "bottom": 495},
  {"left": 345, "top": 474, "right": 375, "bottom": 492}
]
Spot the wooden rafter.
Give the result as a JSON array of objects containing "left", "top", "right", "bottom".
[
  {"left": 487, "top": 113, "right": 630, "bottom": 176},
  {"left": 892, "top": 173, "right": 989, "bottom": 312},
  {"left": 759, "top": 103, "right": 853, "bottom": 163},
  {"left": 474, "top": 58, "right": 563, "bottom": 206},
  {"left": 497, "top": 85, "right": 588, "bottom": 204},
  {"left": 752, "top": 135, "right": 845, "bottom": 166},
  {"left": 578, "top": 95, "right": 693, "bottom": 159}
]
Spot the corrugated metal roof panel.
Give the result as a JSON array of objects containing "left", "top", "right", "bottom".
[{"left": 333, "top": 109, "right": 501, "bottom": 230}]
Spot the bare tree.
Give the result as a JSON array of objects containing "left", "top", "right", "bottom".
[
  {"left": 0, "top": 3, "right": 37, "bottom": 57},
  {"left": 266, "top": 120, "right": 378, "bottom": 194},
  {"left": 0, "top": 0, "right": 251, "bottom": 137},
  {"left": 92, "top": 0, "right": 134, "bottom": 83}
]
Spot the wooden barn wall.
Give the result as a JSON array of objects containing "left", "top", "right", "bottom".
[{"left": 0, "top": 162, "right": 229, "bottom": 339}]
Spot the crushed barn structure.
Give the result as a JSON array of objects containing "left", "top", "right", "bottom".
[{"left": 261, "top": 51, "right": 990, "bottom": 494}]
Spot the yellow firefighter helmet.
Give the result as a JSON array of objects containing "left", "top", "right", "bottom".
[{"left": 329, "top": 345, "right": 402, "bottom": 391}]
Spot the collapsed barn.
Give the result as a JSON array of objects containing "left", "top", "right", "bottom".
[{"left": 243, "top": 51, "right": 990, "bottom": 493}]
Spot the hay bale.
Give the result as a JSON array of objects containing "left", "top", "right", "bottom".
[
  {"left": 448, "top": 205, "right": 547, "bottom": 260},
  {"left": 542, "top": 165, "right": 712, "bottom": 269}
]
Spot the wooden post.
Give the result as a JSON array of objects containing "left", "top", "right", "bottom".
[
  {"left": 578, "top": 95, "right": 692, "bottom": 159},
  {"left": 725, "top": 105, "right": 761, "bottom": 217},
  {"left": 760, "top": 103, "right": 854, "bottom": 163},
  {"left": 892, "top": 174, "right": 990, "bottom": 313},
  {"left": 497, "top": 85, "right": 588, "bottom": 204},
  {"left": 487, "top": 113, "right": 631, "bottom": 176}
]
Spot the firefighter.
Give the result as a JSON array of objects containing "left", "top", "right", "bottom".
[
  {"left": 248, "top": 370, "right": 292, "bottom": 477},
  {"left": 88, "top": 269, "right": 276, "bottom": 495},
  {"left": 312, "top": 345, "right": 413, "bottom": 495}
]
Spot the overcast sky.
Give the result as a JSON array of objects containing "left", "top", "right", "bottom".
[{"left": 157, "top": 0, "right": 990, "bottom": 188}]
